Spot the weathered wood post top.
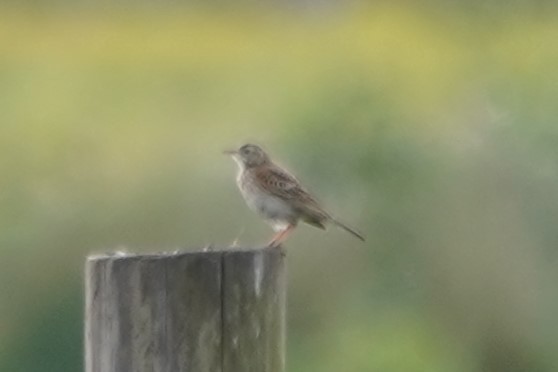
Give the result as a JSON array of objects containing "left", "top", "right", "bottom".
[{"left": 85, "top": 247, "right": 286, "bottom": 372}]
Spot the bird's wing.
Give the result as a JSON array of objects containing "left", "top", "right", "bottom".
[
  {"left": 255, "top": 164, "right": 365, "bottom": 241},
  {"left": 255, "top": 164, "right": 329, "bottom": 222}
]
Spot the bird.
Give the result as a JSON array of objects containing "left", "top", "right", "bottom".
[{"left": 224, "top": 143, "right": 365, "bottom": 247}]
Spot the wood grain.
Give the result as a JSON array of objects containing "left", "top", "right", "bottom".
[{"left": 85, "top": 248, "right": 285, "bottom": 372}]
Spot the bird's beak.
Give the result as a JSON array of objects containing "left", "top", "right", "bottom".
[{"left": 223, "top": 149, "right": 238, "bottom": 155}]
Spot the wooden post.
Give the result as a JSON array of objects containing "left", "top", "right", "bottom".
[{"left": 85, "top": 248, "right": 286, "bottom": 372}]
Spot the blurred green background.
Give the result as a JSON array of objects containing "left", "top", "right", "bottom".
[{"left": 1, "top": 1, "right": 558, "bottom": 371}]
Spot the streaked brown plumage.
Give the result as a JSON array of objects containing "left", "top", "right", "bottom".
[{"left": 225, "top": 143, "right": 365, "bottom": 247}]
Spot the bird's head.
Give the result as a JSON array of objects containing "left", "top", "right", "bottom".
[{"left": 224, "top": 143, "right": 270, "bottom": 168}]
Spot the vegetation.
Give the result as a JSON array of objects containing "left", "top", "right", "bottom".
[{"left": 1, "top": 3, "right": 557, "bottom": 371}]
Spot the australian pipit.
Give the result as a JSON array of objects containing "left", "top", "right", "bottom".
[{"left": 225, "top": 144, "right": 365, "bottom": 247}]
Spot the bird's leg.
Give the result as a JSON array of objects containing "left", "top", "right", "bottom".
[{"left": 267, "top": 224, "right": 295, "bottom": 248}]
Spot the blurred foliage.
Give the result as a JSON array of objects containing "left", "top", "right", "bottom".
[{"left": 1, "top": 2, "right": 558, "bottom": 372}]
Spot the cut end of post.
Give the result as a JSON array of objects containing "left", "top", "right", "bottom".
[{"left": 86, "top": 246, "right": 286, "bottom": 262}]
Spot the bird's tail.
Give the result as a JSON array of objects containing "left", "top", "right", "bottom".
[{"left": 331, "top": 218, "right": 365, "bottom": 242}]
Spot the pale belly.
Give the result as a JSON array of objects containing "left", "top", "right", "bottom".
[{"left": 239, "top": 180, "right": 297, "bottom": 231}]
